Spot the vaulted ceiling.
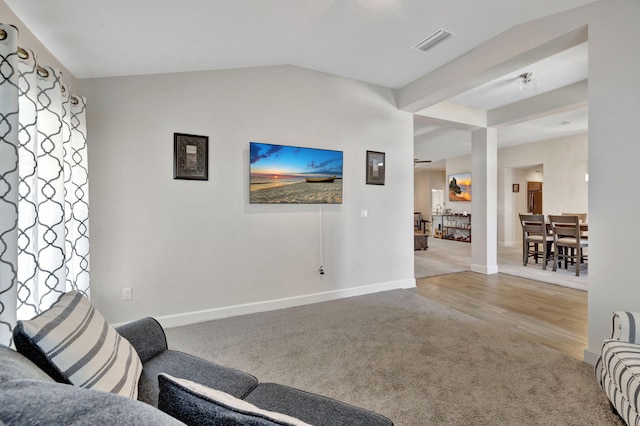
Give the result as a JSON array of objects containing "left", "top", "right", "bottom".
[{"left": 5, "top": 0, "right": 595, "bottom": 167}]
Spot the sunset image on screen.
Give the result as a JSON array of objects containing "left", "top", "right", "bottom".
[{"left": 249, "top": 142, "right": 343, "bottom": 204}]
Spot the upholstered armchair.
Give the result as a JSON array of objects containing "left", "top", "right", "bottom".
[{"left": 595, "top": 311, "right": 640, "bottom": 425}]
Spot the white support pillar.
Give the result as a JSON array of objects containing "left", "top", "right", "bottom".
[{"left": 471, "top": 128, "right": 499, "bottom": 274}]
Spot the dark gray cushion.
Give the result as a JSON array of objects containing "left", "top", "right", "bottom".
[
  {"left": 13, "top": 322, "right": 70, "bottom": 384},
  {"left": 158, "top": 374, "right": 309, "bottom": 426},
  {"left": 245, "top": 383, "right": 394, "bottom": 426},
  {"left": 0, "top": 345, "right": 54, "bottom": 384},
  {"left": 139, "top": 349, "right": 258, "bottom": 406},
  {"left": 0, "top": 380, "right": 185, "bottom": 426},
  {"left": 116, "top": 317, "right": 168, "bottom": 363}
]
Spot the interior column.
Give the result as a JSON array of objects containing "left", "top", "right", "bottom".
[{"left": 471, "top": 128, "right": 498, "bottom": 274}]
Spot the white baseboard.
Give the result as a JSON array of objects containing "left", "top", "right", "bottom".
[
  {"left": 470, "top": 264, "right": 499, "bottom": 274},
  {"left": 158, "top": 279, "right": 415, "bottom": 329},
  {"left": 583, "top": 347, "right": 600, "bottom": 365}
]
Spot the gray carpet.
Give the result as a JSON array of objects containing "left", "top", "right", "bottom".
[
  {"left": 415, "top": 237, "right": 588, "bottom": 292},
  {"left": 165, "top": 290, "right": 619, "bottom": 426}
]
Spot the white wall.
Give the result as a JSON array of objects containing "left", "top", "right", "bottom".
[
  {"left": 510, "top": 167, "right": 544, "bottom": 243},
  {"left": 499, "top": 133, "right": 588, "bottom": 245},
  {"left": 413, "top": 170, "right": 429, "bottom": 215},
  {"left": 78, "top": 65, "right": 415, "bottom": 325},
  {"left": 7, "top": 0, "right": 640, "bottom": 364},
  {"left": 441, "top": 0, "right": 640, "bottom": 363},
  {"left": 585, "top": 0, "right": 640, "bottom": 363},
  {"left": 501, "top": 134, "right": 588, "bottom": 216},
  {"left": 78, "top": 0, "right": 640, "bottom": 362},
  {"left": 0, "top": 0, "right": 77, "bottom": 89},
  {"left": 410, "top": 0, "right": 640, "bottom": 363},
  {"left": 441, "top": 0, "right": 640, "bottom": 362},
  {"left": 413, "top": 169, "right": 446, "bottom": 217},
  {"left": 429, "top": 134, "right": 587, "bottom": 246}
]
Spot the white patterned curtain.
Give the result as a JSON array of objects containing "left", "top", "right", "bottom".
[{"left": 0, "top": 24, "right": 90, "bottom": 347}]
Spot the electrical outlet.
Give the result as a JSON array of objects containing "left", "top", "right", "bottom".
[{"left": 122, "top": 287, "right": 132, "bottom": 300}]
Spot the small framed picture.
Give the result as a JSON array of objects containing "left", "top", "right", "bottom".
[
  {"left": 366, "top": 150, "right": 385, "bottom": 185},
  {"left": 512, "top": 183, "right": 520, "bottom": 193},
  {"left": 174, "top": 133, "right": 208, "bottom": 180}
]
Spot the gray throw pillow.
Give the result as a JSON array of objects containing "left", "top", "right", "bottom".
[
  {"left": 158, "top": 374, "right": 311, "bottom": 426},
  {"left": 0, "top": 345, "right": 54, "bottom": 384}
]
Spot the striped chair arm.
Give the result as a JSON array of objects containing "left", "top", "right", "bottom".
[{"left": 611, "top": 312, "right": 640, "bottom": 343}]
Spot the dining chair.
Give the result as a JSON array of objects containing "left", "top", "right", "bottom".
[
  {"left": 548, "top": 214, "right": 588, "bottom": 276},
  {"left": 562, "top": 212, "right": 588, "bottom": 238},
  {"left": 519, "top": 214, "right": 553, "bottom": 269},
  {"left": 414, "top": 212, "right": 422, "bottom": 231},
  {"left": 562, "top": 212, "right": 587, "bottom": 223}
]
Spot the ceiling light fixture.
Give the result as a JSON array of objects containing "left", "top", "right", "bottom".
[
  {"left": 518, "top": 72, "right": 537, "bottom": 96},
  {"left": 413, "top": 29, "right": 455, "bottom": 53}
]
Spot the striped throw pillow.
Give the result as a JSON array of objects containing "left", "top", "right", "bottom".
[{"left": 18, "top": 291, "right": 142, "bottom": 399}]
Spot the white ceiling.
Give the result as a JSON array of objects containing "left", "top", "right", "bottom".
[
  {"left": 449, "top": 43, "right": 588, "bottom": 111},
  {"left": 414, "top": 42, "right": 589, "bottom": 168},
  {"left": 5, "top": 0, "right": 595, "bottom": 168}
]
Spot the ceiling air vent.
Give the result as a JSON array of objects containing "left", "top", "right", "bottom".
[{"left": 413, "top": 29, "right": 455, "bottom": 53}]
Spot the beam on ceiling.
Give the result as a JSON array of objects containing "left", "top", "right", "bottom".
[
  {"left": 415, "top": 102, "right": 487, "bottom": 131},
  {"left": 414, "top": 128, "right": 471, "bottom": 163},
  {"left": 414, "top": 110, "right": 485, "bottom": 132},
  {"left": 397, "top": 21, "right": 588, "bottom": 113},
  {"left": 488, "top": 80, "right": 588, "bottom": 127},
  {"left": 413, "top": 126, "right": 452, "bottom": 141}
]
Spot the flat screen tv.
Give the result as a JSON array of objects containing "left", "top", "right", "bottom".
[{"left": 250, "top": 142, "right": 343, "bottom": 204}]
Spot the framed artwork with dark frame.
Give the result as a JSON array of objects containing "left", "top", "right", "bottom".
[
  {"left": 173, "top": 133, "right": 208, "bottom": 180},
  {"left": 366, "top": 150, "right": 385, "bottom": 185},
  {"left": 512, "top": 183, "right": 520, "bottom": 193}
]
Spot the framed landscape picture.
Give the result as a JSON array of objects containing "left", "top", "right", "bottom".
[{"left": 448, "top": 173, "right": 471, "bottom": 201}]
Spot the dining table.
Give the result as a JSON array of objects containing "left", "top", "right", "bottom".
[{"left": 544, "top": 222, "right": 588, "bottom": 233}]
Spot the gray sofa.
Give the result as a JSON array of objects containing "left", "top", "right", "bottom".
[
  {"left": 0, "top": 343, "right": 183, "bottom": 425},
  {"left": 2, "top": 316, "right": 393, "bottom": 426}
]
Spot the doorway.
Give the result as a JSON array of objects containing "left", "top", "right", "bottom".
[{"left": 527, "top": 181, "right": 543, "bottom": 214}]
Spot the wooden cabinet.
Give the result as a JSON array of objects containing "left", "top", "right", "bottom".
[{"left": 432, "top": 214, "right": 471, "bottom": 242}]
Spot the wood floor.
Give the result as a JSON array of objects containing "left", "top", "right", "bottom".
[{"left": 412, "top": 271, "right": 587, "bottom": 360}]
